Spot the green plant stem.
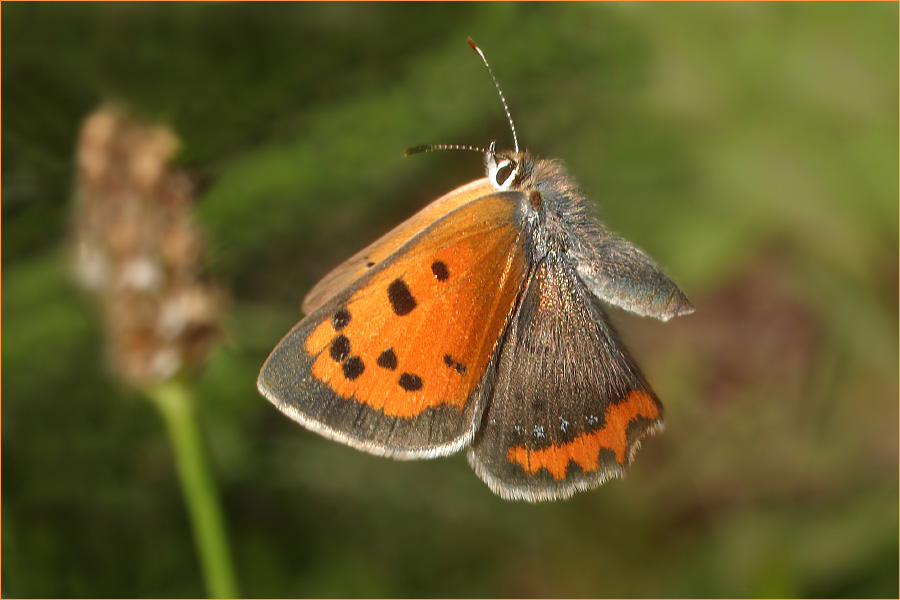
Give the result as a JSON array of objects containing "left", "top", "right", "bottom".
[{"left": 148, "top": 378, "right": 239, "bottom": 599}]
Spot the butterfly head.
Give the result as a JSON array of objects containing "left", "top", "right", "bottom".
[
  {"left": 485, "top": 144, "right": 550, "bottom": 217},
  {"left": 486, "top": 141, "right": 526, "bottom": 191}
]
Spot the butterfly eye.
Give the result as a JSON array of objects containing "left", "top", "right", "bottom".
[{"left": 490, "top": 158, "right": 518, "bottom": 190}]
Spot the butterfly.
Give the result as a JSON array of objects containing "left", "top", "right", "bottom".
[{"left": 258, "top": 39, "right": 694, "bottom": 501}]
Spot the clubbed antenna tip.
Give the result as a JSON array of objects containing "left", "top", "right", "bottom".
[{"left": 467, "top": 37, "right": 519, "bottom": 153}]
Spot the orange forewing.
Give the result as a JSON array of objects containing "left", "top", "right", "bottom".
[
  {"left": 301, "top": 192, "right": 528, "bottom": 419},
  {"left": 302, "top": 178, "right": 496, "bottom": 314}
]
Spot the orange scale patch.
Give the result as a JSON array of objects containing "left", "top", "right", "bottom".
[
  {"left": 506, "top": 390, "right": 660, "bottom": 480},
  {"left": 305, "top": 203, "right": 527, "bottom": 419},
  {"left": 305, "top": 319, "right": 337, "bottom": 357},
  {"left": 302, "top": 179, "right": 496, "bottom": 314}
]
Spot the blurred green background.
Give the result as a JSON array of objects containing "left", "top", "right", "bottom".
[{"left": 4, "top": 3, "right": 897, "bottom": 598}]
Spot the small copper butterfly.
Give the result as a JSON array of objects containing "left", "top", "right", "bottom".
[{"left": 258, "top": 39, "right": 694, "bottom": 501}]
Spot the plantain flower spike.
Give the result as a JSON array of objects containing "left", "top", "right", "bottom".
[{"left": 72, "top": 106, "right": 225, "bottom": 388}]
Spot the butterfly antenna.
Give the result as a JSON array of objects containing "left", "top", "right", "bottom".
[
  {"left": 404, "top": 143, "right": 489, "bottom": 157},
  {"left": 468, "top": 37, "right": 519, "bottom": 153}
]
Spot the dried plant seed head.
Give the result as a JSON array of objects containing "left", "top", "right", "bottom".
[{"left": 72, "top": 106, "right": 225, "bottom": 388}]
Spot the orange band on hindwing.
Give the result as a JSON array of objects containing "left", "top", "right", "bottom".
[{"left": 506, "top": 390, "right": 660, "bottom": 480}]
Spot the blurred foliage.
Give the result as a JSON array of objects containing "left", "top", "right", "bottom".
[{"left": 3, "top": 3, "right": 897, "bottom": 598}]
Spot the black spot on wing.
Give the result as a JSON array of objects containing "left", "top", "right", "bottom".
[
  {"left": 443, "top": 354, "right": 467, "bottom": 375},
  {"left": 387, "top": 279, "right": 417, "bottom": 316},
  {"left": 398, "top": 373, "right": 423, "bottom": 391},
  {"left": 377, "top": 348, "right": 398, "bottom": 370},
  {"left": 332, "top": 308, "right": 351, "bottom": 330},
  {"left": 431, "top": 261, "right": 449, "bottom": 281},
  {"left": 342, "top": 356, "right": 365, "bottom": 380},
  {"left": 330, "top": 335, "right": 350, "bottom": 362}
]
